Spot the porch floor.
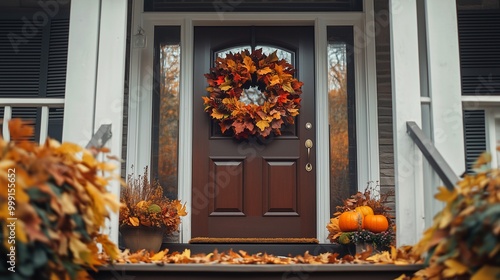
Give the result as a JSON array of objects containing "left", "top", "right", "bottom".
[
  {"left": 94, "top": 244, "right": 422, "bottom": 279},
  {"left": 92, "top": 263, "right": 422, "bottom": 280}
]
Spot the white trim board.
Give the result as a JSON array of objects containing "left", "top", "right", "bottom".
[{"left": 127, "top": 0, "right": 380, "bottom": 243}]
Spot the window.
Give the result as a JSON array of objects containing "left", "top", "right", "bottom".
[
  {"left": 0, "top": 6, "right": 69, "bottom": 142},
  {"left": 458, "top": 2, "right": 500, "bottom": 172},
  {"left": 463, "top": 109, "right": 500, "bottom": 172},
  {"left": 327, "top": 26, "right": 357, "bottom": 211},
  {"left": 152, "top": 26, "right": 181, "bottom": 199}
]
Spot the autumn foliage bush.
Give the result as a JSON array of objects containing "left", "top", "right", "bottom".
[
  {"left": 0, "top": 120, "right": 120, "bottom": 280},
  {"left": 403, "top": 152, "right": 500, "bottom": 280}
]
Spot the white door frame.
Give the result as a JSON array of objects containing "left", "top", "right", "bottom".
[{"left": 127, "top": 0, "right": 379, "bottom": 243}]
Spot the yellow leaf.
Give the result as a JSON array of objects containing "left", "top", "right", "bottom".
[
  {"left": 282, "top": 82, "right": 294, "bottom": 93},
  {"left": 257, "top": 67, "right": 273, "bottom": 75},
  {"left": 472, "top": 266, "right": 500, "bottom": 280},
  {"left": 151, "top": 249, "right": 169, "bottom": 261},
  {"left": 211, "top": 109, "right": 225, "bottom": 120},
  {"left": 326, "top": 217, "right": 340, "bottom": 232},
  {"left": 129, "top": 217, "right": 140, "bottom": 226},
  {"left": 443, "top": 259, "right": 468, "bottom": 278},
  {"left": 96, "top": 234, "right": 120, "bottom": 261},
  {"left": 69, "top": 237, "right": 91, "bottom": 264},
  {"left": 243, "top": 56, "right": 256, "bottom": 73},
  {"left": 435, "top": 186, "right": 457, "bottom": 202},
  {"left": 226, "top": 59, "right": 236, "bottom": 69},
  {"left": 181, "top": 249, "right": 191, "bottom": 258},
  {"left": 220, "top": 84, "right": 232, "bottom": 91},
  {"left": 438, "top": 205, "right": 453, "bottom": 229},
  {"left": 269, "top": 75, "right": 280, "bottom": 86},
  {"left": 473, "top": 152, "right": 491, "bottom": 168},
  {"left": 256, "top": 120, "right": 270, "bottom": 131},
  {"left": 391, "top": 246, "right": 398, "bottom": 260},
  {"left": 57, "top": 142, "right": 82, "bottom": 155},
  {"left": 176, "top": 201, "right": 187, "bottom": 217},
  {"left": 287, "top": 108, "right": 299, "bottom": 116},
  {"left": 61, "top": 192, "right": 77, "bottom": 214}
]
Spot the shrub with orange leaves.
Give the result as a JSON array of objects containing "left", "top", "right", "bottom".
[
  {"left": 119, "top": 166, "right": 186, "bottom": 236},
  {"left": 0, "top": 119, "right": 120, "bottom": 280},
  {"left": 400, "top": 152, "right": 500, "bottom": 280}
]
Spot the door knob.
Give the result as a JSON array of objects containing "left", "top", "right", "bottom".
[{"left": 305, "top": 139, "right": 313, "bottom": 172}]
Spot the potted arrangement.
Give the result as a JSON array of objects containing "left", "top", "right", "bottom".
[
  {"left": 119, "top": 166, "right": 186, "bottom": 252},
  {"left": 327, "top": 182, "right": 395, "bottom": 254},
  {"left": 0, "top": 119, "right": 120, "bottom": 280}
]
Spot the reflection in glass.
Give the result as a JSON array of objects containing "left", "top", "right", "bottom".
[
  {"left": 216, "top": 46, "right": 251, "bottom": 59},
  {"left": 256, "top": 45, "right": 292, "bottom": 63},
  {"left": 240, "top": 85, "right": 266, "bottom": 106},
  {"left": 158, "top": 44, "right": 180, "bottom": 199},
  {"left": 216, "top": 45, "right": 293, "bottom": 64},
  {"left": 328, "top": 43, "right": 350, "bottom": 209}
]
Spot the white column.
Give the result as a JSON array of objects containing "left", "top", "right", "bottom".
[
  {"left": 94, "top": 0, "right": 128, "bottom": 244},
  {"left": 424, "top": 0, "right": 465, "bottom": 176},
  {"left": 64, "top": 0, "right": 128, "bottom": 244},
  {"left": 63, "top": 0, "right": 100, "bottom": 146},
  {"left": 390, "top": 0, "right": 425, "bottom": 246}
]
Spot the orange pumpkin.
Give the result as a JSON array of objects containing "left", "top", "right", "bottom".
[
  {"left": 355, "top": 205, "right": 374, "bottom": 217},
  {"left": 364, "top": 214, "right": 389, "bottom": 233},
  {"left": 338, "top": 211, "right": 364, "bottom": 232}
]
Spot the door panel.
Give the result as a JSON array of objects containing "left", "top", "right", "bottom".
[{"left": 192, "top": 26, "right": 315, "bottom": 238}]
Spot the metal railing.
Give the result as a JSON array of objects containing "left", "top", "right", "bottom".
[
  {"left": 86, "top": 124, "right": 112, "bottom": 149},
  {"left": 406, "top": 121, "right": 459, "bottom": 190}
]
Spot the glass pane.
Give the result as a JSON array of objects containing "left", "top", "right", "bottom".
[
  {"left": 256, "top": 45, "right": 293, "bottom": 64},
  {"left": 157, "top": 44, "right": 180, "bottom": 199},
  {"left": 216, "top": 45, "right": 293, "bottom": 64},
  {"left": 216, "top": 46, "right": 251, "bottom": 59},
  {"left": 48, "top": 107, "right": 64, "bottom": 142},
  {"left": 328, "top": 42, "right": 351, "bottom": 209},
  {"left": 215, "top": 45, "right": 294, "bottom": 107}
]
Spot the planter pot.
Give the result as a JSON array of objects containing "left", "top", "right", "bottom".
[{"left": 120, "top": 225, "right": 164, "bottom": 252}]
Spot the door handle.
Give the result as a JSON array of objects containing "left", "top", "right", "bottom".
[{"left": 305, "top": 139, "right": 313, "bottom": 172}]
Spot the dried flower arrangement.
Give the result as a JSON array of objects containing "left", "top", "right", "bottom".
[
  {"left": 327, "top": 182, "right": 395, "bottom": 250},
  {"left": 0, "top": 119, "right": 120, "bottom": 280},
  {"left": 119, "top": 166, "right": 187, "bottom": 236}
]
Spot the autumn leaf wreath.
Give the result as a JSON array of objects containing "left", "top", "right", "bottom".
[{"left": 202, "top": 49, "right": 303, "bottom": 139}]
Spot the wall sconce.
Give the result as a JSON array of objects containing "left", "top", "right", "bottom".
[{"left": 133, "top": 26, "right": 147, "bottom": 48}]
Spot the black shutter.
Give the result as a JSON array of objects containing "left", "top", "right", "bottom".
[
  {"left": 0, "top": 12, "right": 69, "bottom": 142},
  {"left": 0, "top": 18, "right": 43, "bottom": 97},
  {"left": 458, "top": 10, "right": 500, "bottom": 95},
  {"left": 463, "top": 110, "right": 487, "bottom": 173},
  {"left": 46, "top": 18, "right": 69, "bottom": 98}
]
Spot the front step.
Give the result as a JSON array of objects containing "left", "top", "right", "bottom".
[{"left": 93, "top": 263, "right": 423, "bottom": 280}]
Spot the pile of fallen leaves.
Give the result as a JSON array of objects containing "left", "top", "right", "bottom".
[
  {"left": 399, "top": 152, "right": 500, "bottom": 280},
  {"left": 0, "top": 119, "right": 120, "bottom": 280},
  {"left": 101, "top": 246, "right": 422, "bottom": 266}
]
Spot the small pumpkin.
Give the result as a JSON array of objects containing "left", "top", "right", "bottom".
[
  {"left": 364, "top": 214, "right": 389, "bottom": 233},
  {"left": 338, "top": 211, "right": 364, "bottom": 232},
  {"left": 355, "top": 205, "right": 374, "bottom": 217}
]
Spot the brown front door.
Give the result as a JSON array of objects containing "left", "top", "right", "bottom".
[{"left": 192, "top": 26, "right": 316, "bottom": 238}]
